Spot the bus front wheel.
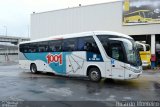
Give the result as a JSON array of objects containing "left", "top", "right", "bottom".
[
  {"left": 30, "top": 63, "right": 38, "bottom": 74},
  {"left": 88, "top": 68, "right": 101, "bottom": 82}
]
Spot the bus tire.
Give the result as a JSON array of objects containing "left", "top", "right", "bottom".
[
  {"left": 88, "top": 68, "right": 101, "bottom": 82},
  {"left": 138, "top": 19, "right": 141, "bottom": 23},
  {"left": 30, "top": 63, "right": 38, "bottom": 74}
]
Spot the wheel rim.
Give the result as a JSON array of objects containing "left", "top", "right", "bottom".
[
  {"left": 91, "top": 71, "right": 99, "bottom": 80},
  {"left": 31, "top": 65, "right": 36, "bottom": 73}
]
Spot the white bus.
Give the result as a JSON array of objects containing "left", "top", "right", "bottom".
[{"left": 19, "top": 31, "right": 142, "bottom": 82}]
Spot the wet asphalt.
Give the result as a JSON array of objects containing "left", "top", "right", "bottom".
[{"left": 0, "top": 62, "right": 160, "bottom": 106}]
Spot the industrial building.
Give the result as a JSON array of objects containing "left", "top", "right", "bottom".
[{"left": 30, "top": 0, "right": 160, "bottom": 68}]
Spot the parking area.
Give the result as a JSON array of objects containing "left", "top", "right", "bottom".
[
  {"left": 0, "top": 62, "right": 160, "bottom": 106},
  {"left": 0, "top": 62, "right": 160, "bottom": 100}
]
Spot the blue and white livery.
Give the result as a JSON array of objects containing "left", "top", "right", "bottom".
[{"left": 19, "top": 31, "right": 142, "bottom": 82}]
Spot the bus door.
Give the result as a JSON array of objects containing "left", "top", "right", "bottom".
[{"left": 109, "top": 41, "right": 125, "bottom": 79}]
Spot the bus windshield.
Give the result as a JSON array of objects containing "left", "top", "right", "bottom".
[
  {"left": 123, "top": 39, "right": 142, "bottom": 66},
  {"left": 136, "top": 43, "right": 144, "bottom": 51},
  {"left": 140, "top": 11, "right": 151, "bottom": 18},
  {"left": 107, "top": 38, "right": 142, "bottom": 66},
  {"left": 145, "top": 45, "right": 150, "bottom": 51}
]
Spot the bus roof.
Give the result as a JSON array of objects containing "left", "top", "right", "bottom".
[{"left": 20, "top": 31, "right": 133, "bottom": 44}]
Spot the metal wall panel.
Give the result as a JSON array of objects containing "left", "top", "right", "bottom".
[{"left": 31, "top": 1, "right": 160, "bottom": 40}]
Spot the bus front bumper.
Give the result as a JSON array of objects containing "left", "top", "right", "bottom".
[
  {"left": 128, "top": 73, "right": 141, "bottom": 79},
  {"left": 142, "top": 61, "right": 150, "bottom": 67}
]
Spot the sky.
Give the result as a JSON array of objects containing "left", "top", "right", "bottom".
[{"left": 0, "top": 0, "right": 119, "bottom": 37}]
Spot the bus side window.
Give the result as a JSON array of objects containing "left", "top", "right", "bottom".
[
  {"left": 38, "top": 42, "right": 49, "bottom": 52},
  {"left": 62, "top": 38, "right": 77, "bottom": 52},
  {"left": 137, "top": 44, "right": 144, "bottom": 51},
  {"left": 109, "top": 42, "right": 125, "bottom": 62},
  {"left": 25, "top": 45, "right": 29, "bottom": 53},
  {"left": 77, "top": 38, "right": 85, "bottom": 51},
  {"left": 78, "top": 36, "right": 100, "bottom": 54},
  {"left": 20, "top": 44, "right": 30, "bottom": 53},
  {"left": 84, "top": 42, "right": 92, "bottom": 51},
  {"left": 28, "top": 44, "right": 31, "bottom": 53},
  {"left": 145, "top": 45, "right": 150, "bottom": 51},
  {"left": 27, "top": 43, "right": 37, "bottom": 53},
  {"left": 49, "top": 40, "right": 62, "bottom": 52},
  {"left": 19, "top": 44, "right": 24, "bottom": 52}
]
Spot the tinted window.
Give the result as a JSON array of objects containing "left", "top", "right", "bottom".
[
  {"left": 19, "top": 44, "right": 29, "bottom": 53},
  {"left": 20, "top": 41, "right": 62, "bottom": 53},
  {"left": 23, "top": 45, "right": 29, "bottom": 53},
  {"left": 97, "top": 35, "right": 120, "bottom": 55},
  {"left": 137, "top": 44, "right": 144, "bottom": 51},
  {"left": 63, "top": 38, "right": 77, "bottom": 51},
  {"left": 20, "top": 43, "right": 35, "bottom": 53},
  {"left": 78, "top": 36, "right": 100, "bottom": 54},
  {"left": 19, "top": 44, "right": 23, "bottom": 52},
  {"left": 145, "top": 45, "right": 150, "bottom": 51},
  {"left": 97, "top": 35, "right": 109, "bottom": 53},
  {"left": 38, "top": 42, "right": 49, "bottom": 52},
  {"left": 109, "top": 41, "right": 125, "bottom": 62},
  {"left": 49, "top": 40, "right": 62, "bottom": 52},
  {"left": 28, "top": 43, "right": 38, "bottom": 53}
]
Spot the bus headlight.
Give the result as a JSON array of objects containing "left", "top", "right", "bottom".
[{"left": 130, "top": 66, "right": 142, "bottom": 73}]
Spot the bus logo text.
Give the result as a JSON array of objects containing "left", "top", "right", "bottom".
[{"left": 46, "top": 53, "right": 62, "bottom": 65}]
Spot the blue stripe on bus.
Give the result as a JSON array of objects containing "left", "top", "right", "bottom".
[
  {"left": 23, "top": 52, "right": 103, "bottom": 74},
  {"left": 24, "top": 52, "right": 71, "bottom": 74}
]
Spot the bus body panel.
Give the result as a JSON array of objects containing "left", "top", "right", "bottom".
[
  {"left": 19, "top": 60, "right": 30, "bottom": 70},
  {"left": 111, "top": 59, "right": 125, "bottom": 79},
  {"left": 19, "top": 52, "right": 31, "bottom": 70},
  {"left": 66, "top": 51, "right": 86, "bottom": 76},
  {"left": 19, "top": 50, "right": 105, "bottom": 76},
  {"left": 22, "top": 52, "right": 65, "bottom": 74},
  {"left": 105, "top": 61, "right": 112, "bottom": 78},
  {"left": 124, "top": 64, "right": 142, "bottom": 79}
]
